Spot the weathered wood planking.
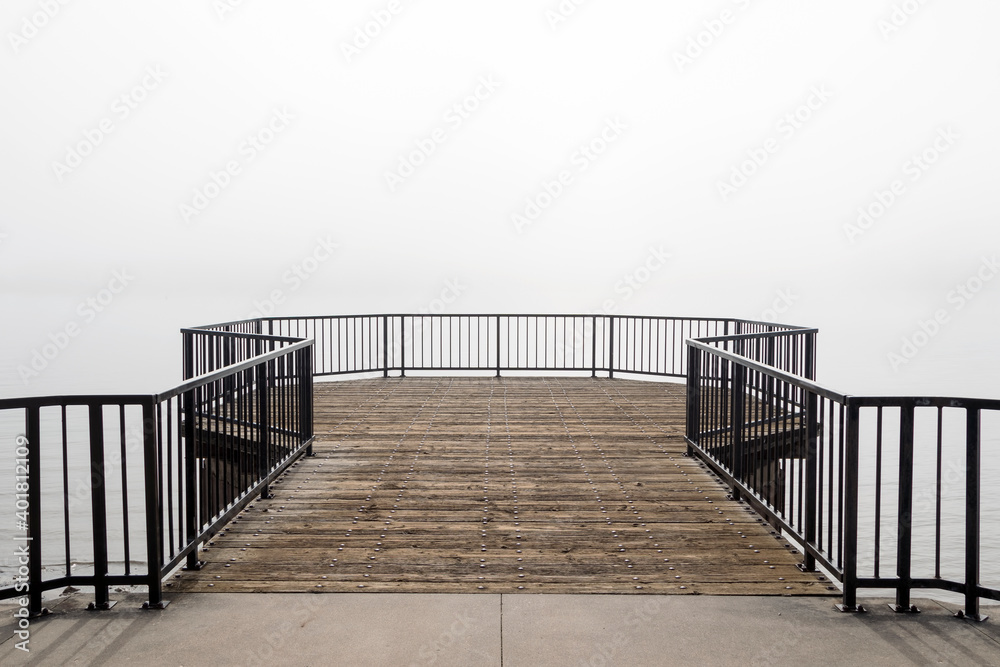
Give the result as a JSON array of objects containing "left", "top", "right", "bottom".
[{"left": 170, "top": 377, "right": 834, "bottom": 596}]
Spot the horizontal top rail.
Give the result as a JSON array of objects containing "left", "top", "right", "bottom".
[
  {"left": 179, "top": 328, "right": 304, "bottom": 343},
  {"left": 848, "top": 395, "right": 1000, "bottom": 410},
  {"left": 686, "top": 338, "right": 846, "bottom": 403},
  {"left": 0, "top": 393, "right": 152, "bottom": 410},
  {"left": 694, "top": 328, "right": 820, "bottom": 344},
  {"left": 158, "top": 338, "right": 314, "bottom": 402},
  {"left": 195, "top": 314, "right": 812, "bottom": 325}
]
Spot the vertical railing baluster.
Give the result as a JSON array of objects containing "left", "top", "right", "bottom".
[
  {"left": 301, "top": 346, "right": 314, "bottom": 457},
  {"left": 88, "top": 404, "right": 115, "bottom": 610},
  {"left": 183, "top": 330, "right": 195, "bottom": 381},
  {"left": 495, "top": 316, "right": 501, "bottom": 377},
  {"left": 399, "top": 315, "right": 406, "bottom": 377},
  {"left": 183, "top": 388, "right": 202, "bottom": 572},
  {"left": 838, "top": 401, "right": 863, "bottom": 612},
  {"left": 960, "top": 407, "right": 985, "bottom": 621},
  {"left": 142, "top": 399, "right": 168, "bottom": 609},
  {"left": 257, "top": 359, "right": 272, "bottom": 499},
  {"left": 608, "top": 316, "right": 615, "bottom": 379},
  {"left": 891, "top": 403, "right": 918, "bottom": 613},
  {"left": 382, "top": 315, "right": 389, "bottom": 377},
  {"left": 730, "top": 362, "right": 745, "bottom": 499},
  {"left": 686, "top": 346, "right": 701, "bottom": 456},
  {"left": 591, "top": 315, "right": 597, "bottom": 377},
  {"left": 25, "top": 406, "right": 46, "bottom": 617},
  {"left": 801, "top": 389, "right": 818, "bottom": 572}
]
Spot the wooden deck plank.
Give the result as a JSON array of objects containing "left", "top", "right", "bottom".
[{"left": 169, "top": 378, "right": 834, "bottom": 596}]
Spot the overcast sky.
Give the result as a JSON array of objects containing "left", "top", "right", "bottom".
[{"left": 1, "top": 1, "right": 998, "bottom": 397}]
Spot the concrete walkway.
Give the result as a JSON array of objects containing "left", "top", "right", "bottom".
[{"left": 1, "top": 593, "right": 998, "bottom": 666}]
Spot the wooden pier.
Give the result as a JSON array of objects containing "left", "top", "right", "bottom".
[{"left": 171, "top": 377, "right": 832, "bottom": 595}]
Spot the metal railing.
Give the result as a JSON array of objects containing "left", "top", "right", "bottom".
[
  {"left": 5, "top": 311, "right": 994, "bottom": 621},
  {"left": 686, "top": 337, "right": 1000, "bottom": 620},
  {"left": 185, "top": 314, "right": 812, "bottom": 380},
  {"left": 1, "top": 330, "right": 313, "bottom": 615}
]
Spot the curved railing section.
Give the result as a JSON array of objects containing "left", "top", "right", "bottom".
[{"left": 184, "top": 314, "right": 815, "bottom": 380}]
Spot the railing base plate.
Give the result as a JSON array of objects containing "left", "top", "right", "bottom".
[
  {"left": 87, "top": 601, "right": 118, "bottom": 611},
  {"left": 954, "top": 610, "right": 989, "bottom": 622},
  {"left": 889, "top": 604, "right": 920, "bottom": 614},
  {"left": 28, "top": 608, "right": 51, "bottom": 619},
  {"left": 142, "top": 600, "right": 170, "bottom": 610},
  {"left": 795, "top": 563, "right": 815, "bottom": 573},
  {"left": 835, "top": 604, "right": 867, "bottom": 613},
  {"left": 183, "top": 560, "right": 206, "bottom": 571}
]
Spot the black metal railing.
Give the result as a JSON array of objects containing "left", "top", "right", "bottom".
[
  {"left": 5, "top": 311, "right": 995, "bottom": 621},
  {"left": 0, "top": 331, "right": 313, "bottom": 615},
  {"left": 686, "top": 337, "right": 1000, "bottom": 620},
  {"left": 184, "top": 314, "right": 811, "bottom": 380}
]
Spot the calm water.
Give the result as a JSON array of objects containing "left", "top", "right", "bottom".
[{"left": 1, "top": 297, "right": 998, "bottom": 605}]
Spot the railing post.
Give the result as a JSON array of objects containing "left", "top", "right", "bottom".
[
  {"left": 257, "top": 359, "right": 273, "bottom": 499},
  {"left": 183, "top": 388, "right": 203, "bottom": 571},
  {"left": 591, "top": 315, "right": 597, "bottom": 377},
  {"left": 686, "top": 346, "right": 701, "bottom": 457},
  {"left": 399, "top": 315, "right": 406, "bottom": 378},
  {"left": 729, "top": 361, "right": 745, "bottom": 500},
  {"left": 837, "top": 401, "right": 865, "bottom": 612},
  {"left": 608, "top": 316, "right": 615, "bottom": 379},
  {"left": 183, "top": 330, "right": 195, "bottom": 381},
  {"left": 383, "top": 315, "right": 389, "bottom": 378},
  {"left": 890, "top": 403, "right": 919, "bottom": 613},
  {"left": 958, "top": 408, "right": 987, "bottom": 621},
  {"left": 25, "top": 407, "right": 47, "bottom": 617},
  {"left": 799, "top": 389, "right": 818, "bottom": 572},
  {"left": 87, "top": 404, "right": 115, "bottom": 610},
  {"left": 495, "top": 316, "right": 501, "bottom": 377},
  {"left": 300, "top": 346, "right": 314, "bottom": 457},
  {"left": 804, "top": 332, "right": 816, "bottom": 381},
  {"left": 141, "top": 400, "right": 168, "bottom": 609}
]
